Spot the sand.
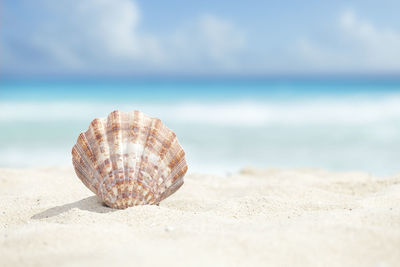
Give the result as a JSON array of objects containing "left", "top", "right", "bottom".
[{"left": 0, "top": 167, "right": 399, "bottom": 267}]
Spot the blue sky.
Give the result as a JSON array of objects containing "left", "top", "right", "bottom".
[{"left": 2, "top": 0, "right": 400, "bottom": 77}]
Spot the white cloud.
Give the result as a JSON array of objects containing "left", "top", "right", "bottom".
[
  {"left": 340, "top": 10, "right": 400, "bottom": 69},
  {"left": 76, "top": 0, "right": 161, "bottom": 60},
  {"left": 2, "top": 0, "right": 245, "bottom": 75},
  {"left": 298, "top": 9, "right": 400, "bottom": 72},
  {"left": 168, "top": 14, "right": 245, "bottom": 72},
  {"left": 29, "top": 0, "right": 164, "bottom": 72},
  {"left": 195, "top": 15, "right": 245, "bottom": 66}
]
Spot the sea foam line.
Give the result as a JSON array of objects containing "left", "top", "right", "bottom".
[{"left": 1, "top": 95, "right": 400, "bottom": 126}]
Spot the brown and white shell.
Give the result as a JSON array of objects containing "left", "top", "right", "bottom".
[{"left": 71, "top": 110, "right": 188, "bottom": 209}]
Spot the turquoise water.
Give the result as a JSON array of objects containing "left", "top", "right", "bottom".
[{"left": 1, "top": 79, "right": 400, "bottom": 175}]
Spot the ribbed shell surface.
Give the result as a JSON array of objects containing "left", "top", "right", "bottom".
[{"left": 72, "top": 110, "right": 188, "bottom": 209}]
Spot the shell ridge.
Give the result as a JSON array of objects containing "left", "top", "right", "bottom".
[
  {"left": 132, "top": 110, "right": 143, "bottom": 185},
  {"left": 119, "top": 111, "right": 128, "bottom": 205},
  {"left": 103, "top": 111, "right": 123, "bottom": 206},
  {"left": 90, "top": 118, "right": 111, "bottom": 200},
  {"left": 162, "top": 160, "right": 187, "bottom": 200},
  {"left": 159, "top": 175, "right": 184, "bottom": 202},
  {"left": 154, "top": 144, "right": 177, "bottom": 198},
  {"left": 83, "top": 119, "right": 111, "bottom": 197},
  {"left": 72, "top": 146, "right": 95, "bottom": 192},
  {"left": 84, "top": 121, "right": 105, "bottom": 199},
  {"left": 75, "top": 135, "right": 100, "bottom": 192},
  {"left": 120, "top": 111, "right": 133, "bottom": 207},
  {"left": 99, "top": 112, "right": 116, "bottom": 205},
  {"left": 73, "top": 134, "right": 102, "bottom": 194},
  {"left": 129, "top": 110, "right": 148, "bottom": 205},
  {"left": 157, "top": 144, "right": 187, "bottom": 200},
  {"left": 126, "top": 110, "right": 139, "bottom": 206},
  {"left": 152, "top": 127, "right": 177, "bottom": 201},
  {"left": 122, "top": 111, "right": 134, "bottom": 207},
  {"left": 170, "top": 151, "right": 187, "bottom": 180},
  {"left": 73, "top": 159, "right": 97, "bottom": 193},
  {"left": 146, "top": 118, "right": 166, "bottom": 203},
  {"left": 136, "top": 116, "right": 155, "bottom": 203},
  {"left": 141, "top": 118, "right": 161, "bottom": 200}
]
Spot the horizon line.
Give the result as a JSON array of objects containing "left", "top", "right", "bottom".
[{"left": 2, "top": 72, "right": 400, "bottom": 83}]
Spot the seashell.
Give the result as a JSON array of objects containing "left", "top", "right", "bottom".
[{"left": 71, "top": 110, "right": 188, "bottom": 209}]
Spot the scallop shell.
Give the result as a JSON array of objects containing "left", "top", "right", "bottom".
[{"left": 71, "top": 110, "right": 188, "bottom": 209}]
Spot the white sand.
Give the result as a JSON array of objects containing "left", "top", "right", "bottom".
[{"left": 0, "top": 167, "right": 399, "bottom": 267}]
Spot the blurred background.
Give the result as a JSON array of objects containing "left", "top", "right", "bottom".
[{"left": 1, "top": 0, "right": 399, "bottom": 175}]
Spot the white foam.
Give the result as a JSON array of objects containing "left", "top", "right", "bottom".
[{"left": 1, "top": 94, "right": 400, "bottom": 126}]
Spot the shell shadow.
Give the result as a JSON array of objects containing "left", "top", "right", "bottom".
[{"left": 31, "top": 196, "right": 116, "bottom": 219}]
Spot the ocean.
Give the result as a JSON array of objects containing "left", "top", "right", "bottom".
[{"left": 1, "top": 79, "right": 400, "bottom": 176}]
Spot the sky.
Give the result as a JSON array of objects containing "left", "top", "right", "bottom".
[{"left": 2, "top": 0, "right": 400, "bottom": 78}]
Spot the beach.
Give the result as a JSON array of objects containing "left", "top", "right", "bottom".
[{"left": 1, "top": 166, "right": 399, "bottom": 266}]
